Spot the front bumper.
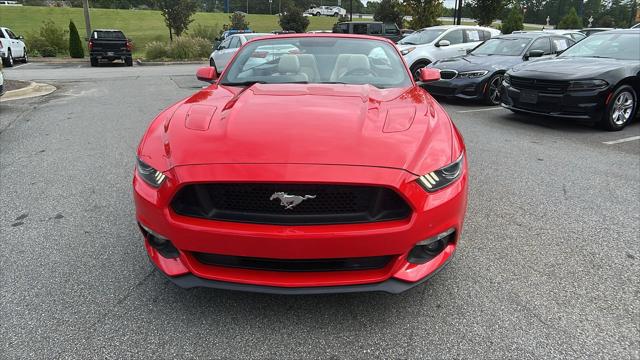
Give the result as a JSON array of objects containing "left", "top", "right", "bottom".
[
  {"left": 134, "top": 163, "right": 468, "bottom": 293},
  {"left": 422, "top": 77, "right": 487, "bottom": 100},
  {"left": 501, "top": 83, "right": 609, "bottom": 120}
]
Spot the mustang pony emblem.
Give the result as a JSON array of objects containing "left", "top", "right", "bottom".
[{"left": 270, "top": 192, "right": 316, "bottom": 209}]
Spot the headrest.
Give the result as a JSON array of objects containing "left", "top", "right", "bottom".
[
  {"left": 278, "top": 54, "right": 300, "bottom": 74},
  {"left": 296, "top": 54, "right": 316, "bottom": 67},
  {"left": 347, "top": 54, "right": 370, "bottom": 71}
]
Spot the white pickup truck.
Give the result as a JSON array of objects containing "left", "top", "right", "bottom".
[
  {"left": 304, "top": 6, "right": 346, "bottom": 17},
  {"left": 0, "top": 27, "right": 27, "bottom": 67}
]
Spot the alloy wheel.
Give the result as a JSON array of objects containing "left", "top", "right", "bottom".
[
  {"left": 488, "top": 75, "right": 503, "bottom": 105},
  {"left": 611, "top": 91, "right": 634, "bottom": 126}
]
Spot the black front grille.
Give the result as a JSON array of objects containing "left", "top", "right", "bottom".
[
  {"left": 510, "top": 76, "right": 569, "bottom": 94},
  {"left": 171, "top": 183, "right": 411, "bottom": 225},
  {"left": 440, "top": 70, "right": 458, "bottom": 80},
  {"left": 193, "top": 252, "right": 393, "bottom": 272}
]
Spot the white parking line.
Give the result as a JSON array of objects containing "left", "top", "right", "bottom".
[
  {"left": 457, "top": 107, "right": 504, "bottom": 113},
  {"left": 10, "top": 63, "right": 28, "bottom": 69},
  {"left": 603, "top": 136, "right": 640, "bottom": 145}
]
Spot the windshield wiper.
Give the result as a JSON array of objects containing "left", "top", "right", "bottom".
[{"left": 220, "top": 80, "right": 267, "bottom": 86}]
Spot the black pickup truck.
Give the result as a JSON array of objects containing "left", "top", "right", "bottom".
[{"left": 88, "top": 29, "right": 133, "bottom": 67}]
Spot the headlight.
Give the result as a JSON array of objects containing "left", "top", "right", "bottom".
[
  {"left": 136, "top": 157, "right": 166, "bottom": 187},
  {"left": 416, "top": 153, "right": 464, "bottom": 192},
  {"left": 457, "top": 70, "right": 488, "bottom": 79},
  {"left": 567, "top": 79, "right": 608, "bottom": 91},
  {"left": 401, "top": 47, "right": 416, "bottom": 55},
  {"left": 503, "top": 73, "right": 511, "bottom": 85}
]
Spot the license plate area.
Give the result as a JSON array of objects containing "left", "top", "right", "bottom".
[
  {"left": 520, "top": 90, "right": 538, "bottom": 104},
  {"left": 106, "top": 51, "right": 114, "bottom": 56}
]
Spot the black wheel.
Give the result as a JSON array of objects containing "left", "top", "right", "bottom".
[
  {"left": 599, "top": 85, "right": 637, "bottom": 131},
  {"left": 334, "top": 12, "right": 340, "bottom": 17},
  {"left": 90, "top": 57, "right": 98, "bottom": 67},
  {"left": 125, "top": 57, "right": 133, "bottom": 66},
  {"left": 3, "top": 49, "right": 14, "bottom": 67},
  {"left": 315, "top": 12, "right": 321, "bottom": 16},
  {"left": 209, "top": 58, "right": 216, "bottom": 68},
  {"left": 21, "top": 49, "right": 28, "bottom": 63},
  {"left": 410, "top": 60, "right": 430, "bottom": 81},
  {"left": 483, "top": 73, "right": 504, "bottom": 105}
]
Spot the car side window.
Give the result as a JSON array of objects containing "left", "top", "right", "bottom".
[
  {"left": 353, "top": 24, "right": 368, "bottom": 35},
  {"left": 219, "top": 38, "right": 231, "bottom": 49},
  {"left": 384, "top": 24, "right": 399, "bottom": 35},
  {"left": 464, "top": 30, "right": 481, "bottom": 43},
  {"left": 0, "top": 30, "right": 5, "bottom": 39},
  {"left": 483, "top": 30, "right": 492, "bottom": 41},
  {"left": 528, "top": 37, "right": 552, "bottom": 55},
  {"left": 7, "top": 29, "right": 17, "bottom": 39},
  {"left": 552, "top": 37, "right": 573, "bottom": 53},
  {"left": 442, "top": 30, "right": 463, "bottom": 45},
  {"left": 229, "top": 37, "right": 241, "bottom": 49},
  {"left": 571, "top": 33, "right": 586, "bottom": 42},
  {"left": 369, "top": 23, "right": 382, "bottom": 35}
]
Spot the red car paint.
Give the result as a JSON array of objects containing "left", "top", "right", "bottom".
[{"left": 134, "top": 34, "right": 468, "bottom": 293}]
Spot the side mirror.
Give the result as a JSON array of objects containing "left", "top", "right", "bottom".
[
  {"left": 436, "top": 39, "right": 450, "bottom": 47},
  {"left": 525, "top": 49, "right": 545, "bottom": 59},
  {"left": 18, "top": 35, "right": 24, "bottom": 40},
  {"left": 418, "top": 68, "right": 440, "bottom": 82},
  {"left": 466, "top": 48, "right": 473, "bottom": 54},
  {"left": 196, "top": 66, "right": 218, "bottom": 83}
]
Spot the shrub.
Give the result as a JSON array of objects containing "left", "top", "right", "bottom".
[
  {"left": 145, "top": 41, "right": 169, "bottom": 60},
  {"left": 229, "top": 11, "right": 250, "bottom": 30},
  {"left": 39, "top": 47, "right": 58, "bottom": 57},
  {"left": 557, "top": 8, "right": 583, "bottom": 29},
  {"left": 279, "top": 7, "right": 310, "bottom": 33},
  {"left": 27, "top": 20, "right": 68, "bottom": 56},
  {"left": 68, "top": 20, "right": 84, "bottom": 58},
  {"left": 501, "top": 7, "right": 524, "bottom": 34},
  {"left": 188, "top": 23, "right": 220, "bottom": 43}
]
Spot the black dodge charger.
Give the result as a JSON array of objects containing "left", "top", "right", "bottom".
[
  {"left": 425, "top": 32, "right": 575, "bottom": 105},
  {"left": 501, "top": 29, "right": 640, "bottom": 131}
]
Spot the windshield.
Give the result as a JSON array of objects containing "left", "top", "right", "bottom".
[
  {"left": 472, "top": 38, "right": 532, "bottom": 56},
  {"left": 220, "top": 37, "right": 413, "bottom": 89},
  {"left": 398, "top": 29, "right": 445, "bottom": 45},
  {"left": 559, "top": 33, "right": 639, "bottom": 60}
]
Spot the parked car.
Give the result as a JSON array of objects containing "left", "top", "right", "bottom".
[
  {"left": 397, "top": 25, "right": 501, "bottom": 79},
  {"left": 542, "top": 29, "right": 587, "bottom": 42},
  {"left": 580, "top": 27, "right": 614, "bottom": 36},
  {"left": 502, "top": 29, "right": 640, "bottom": 131},
  {"left": 632, "top": 23, "right": 640, "bottom": 29},
  {"left": 0, "top": 64, "right": 4, "bottom": 97},
  {"left": 218, "top": 28, "right": 254, "bottom": 41},
  {"left": 134, "top": 34, "right": 468, "bottom": 294},
  {"left": 0, "top": 27, "right": 27, "bottom": 67},
  {"left": 334, "top": 21, "right": 403, "bottom": 43},
  {"left": 88, "top": 29, "right": 132, "bottom": 67},
  {"left": 424, "top": 32, "right": 575, "bottom": 105},
  {"left": 209, "top": 33, "right": 270, "bottom": 71},
  {"left": 304, "top": 5, "right": 346, "bottom": 17}
]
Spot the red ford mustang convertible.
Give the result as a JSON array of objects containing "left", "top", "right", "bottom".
[{"left": 133, "top": 34, "right": 468, "bottom": 294}]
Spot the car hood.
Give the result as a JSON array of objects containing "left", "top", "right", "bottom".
[
  {"left": 509, "top": 57, "right": 632, "bottom": 78},
  {"left": 432, "top": 54, "right": 522, "bottom": 72},
  {"left": 139, "top": 83, "right": 455, "bottom": 176}
]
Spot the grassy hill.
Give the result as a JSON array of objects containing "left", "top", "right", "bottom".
[{"left": 0, "top": 6, "right": 339, "bottom": 56}]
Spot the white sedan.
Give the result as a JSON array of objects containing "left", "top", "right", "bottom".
[{"left": 209, "top": 33, "right": 271, "bottom": 72}]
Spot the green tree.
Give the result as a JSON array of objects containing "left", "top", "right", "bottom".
[
  {"left": 68, "top": 20, "right": 84, "bottom": 58},
  {"left": 470, "top": 0, "right": 502, "bottom": 26},
  {"left": 279, "top": 7, "right": 310, "bottom": 33},
  {"left": 501, "top": 7, "right": 524, "bottom": 34},
  {"left": 405, "top": 0, "right": 443, "bottom": 29},
  {"left": 156, "top": 0, "right": 198, "bottom": 41},
  {"left": 557, "top": 7, "right": 583, "bottom": 29},
  {"left": 229, "top": 11, "right": 250, "bottom": 30},
  {"left": 374, "top": 0, "right": 404, "bottom": 29}
]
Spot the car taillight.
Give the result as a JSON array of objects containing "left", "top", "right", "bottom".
[
  {"left": 126, "top": 41, "right": 132, "bottom": 51},
  {"left": 88, "top": 40, "right": 93, "bottom": 50}
]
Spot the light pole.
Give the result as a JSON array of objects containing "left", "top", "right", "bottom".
[{"left": 82, "top": 0, "right": 91, "bottom": 39}]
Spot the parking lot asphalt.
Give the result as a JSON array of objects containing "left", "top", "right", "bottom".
[{"left": 1, "top": 62, "right": 638, "bottom": 359}]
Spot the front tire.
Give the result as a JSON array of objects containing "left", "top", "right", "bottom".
[
  {"left": 410, "top": 60, "right": 430, "bottom": 81},
  {"left": 334, "top": 12, "right": 340, "bottom": 17},
  {"left": 483, "top": 73, "right": 503, "bottom": 105},
  {"left": 3, "top": 49, "right": 13, "bottom": 67},
  {"left": 90, "top": 57, "right": 98, "bottom": 67},
  {"left": 209, "top": 58, "right": 216, "bottom": 68},
  {"left": 21, "top": 49, "right": 28, "bottom": 63},
  {"left": 599, "top": 85, "right": 637, "bottom": 131},
  {"left": 315, "top": 12, "right": 321, "bottom": 16}
]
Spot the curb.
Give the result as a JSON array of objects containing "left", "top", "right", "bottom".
[
  {"left": 0, "top": 82, "right": 56, "bottom": 102},
  {"left": 136, "top": 59, "right": 206, "bottom": 66}
]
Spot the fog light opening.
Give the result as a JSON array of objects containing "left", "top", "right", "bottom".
[
  {"left": 407, "top": 229, "right": 456, "bottom": 264},
  {"left": 138, "top": 223, "right": 180, "bottom": 259}
]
